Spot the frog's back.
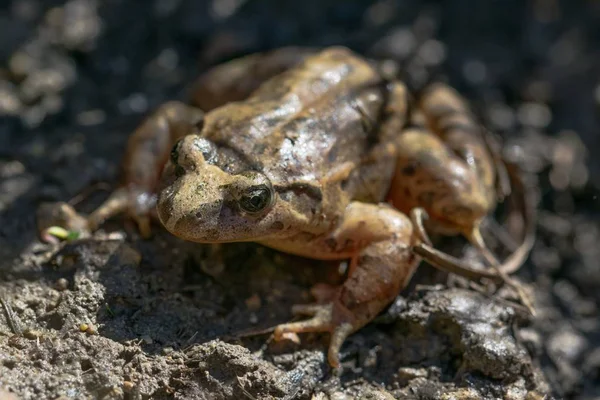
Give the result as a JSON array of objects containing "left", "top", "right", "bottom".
[{"left": 200, "top": 47, "right": 399, "bottom": 200}]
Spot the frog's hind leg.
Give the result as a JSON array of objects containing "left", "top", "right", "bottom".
[
  {"left": 274, "top": 202, "right": 420, "bottom": 368},
  {"left": 415, "top": 84, "right": 536, "bottom": 274},
  {"left": 391, "top": 124, "right": 502, "bottom": 264},
  {"left": 391, "top": 83, "right": 536, "bottom": 312},
  {"left": 410, "top": 208, "right": 535, "bottom": 315}
]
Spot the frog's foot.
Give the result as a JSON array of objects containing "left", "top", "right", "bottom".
[
  {"left": 37, "top": 186, "right": 156, "bottom": 242},
  {"left": 275, "top": 202, "right": 420, "bottom": 368},
  {"left": 37, "top": 202, "right": 91, "bottom": 243},
  {"left": 86, "top": 187, "right": 155, "bottom": 238},
  {"left": 274, "top": 297, "right": 355, "bottom": 368}
]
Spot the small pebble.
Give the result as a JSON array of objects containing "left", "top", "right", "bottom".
[
  {"left": 417, "top": 39, "right": 446, "bottom": 66},
  {"left": 504, "top": 381, "right": 527, "bottom": 400},
  {"left": 517, "top": 102, "right": 552, "bottom": 129},
  {"left": 76, "top": 109, "right": 106, "bottom": 126},
  {"left": 440, "top": 388, "right": 482, "bottom": 400},
  {"left": 115, "top": 243, "right": 142, "bottom": 267},
  {"left": 525, "top": 392, "right": 548, "bottom": 400},
  {"left": 142, "top": 336, "right": 153, "bottom": 345},
  {"left": 491, "top": 103, "right": 516, "bottom": 129},
  {"left": 248, "top": 313, "right": 258, "bottom": 324},
  {"left": 107, "top": 231, "right": 126, "bottom": 241},
  {"left": 12, "top": 0, "right": 41, "bottom": 21},
  {"left": 0, "top": 82, "right": 22, "bottom": 115},
  {"left": 86, "top": 324, "right": 98, "bottom": 335},
  {"left": 55, "top": 278, "right": 69, "bottom": 291},
  {"left": 211, "top": 0, "right": 246, "bottom": 20},
  {"left": 123, "top": 381, "right": 135, "bottom": 392},
  {"left": 156, "top": 48, "right": 179, "bottom": 71},
  {"left": 0, "top": 160, "right": 26, "bottom": 178},
  {"left": 329, "top": 392, "right": 352, "bottom": 400},
  {"left": 531, "top": 245, "right": 561, "bottom": 272},
  {"left": 372, "top": 28, "right": 416, "bottom": 60},
  {"left": 364, "top": 0, "right": 396, "bottom": 27},
  {"left": 23, "top": 328, "right": 43, "bottom": 340},
  {"left": 518, "top": 328, "right": 542, "bottom": 356},
  {"left": 42, "top": 93, "right": 63, "bottom": 114},
  {"left": 119, "top": 92, "right": 148, "bottom": 114},
  {"left": 583, "top": 347, "right": 600, "bottom": 378},
  {"left": 22, "top": 104, "right": 47, "bottom": 128},
  {"left": 363, "top": 389, "right": 396, "bottom": 400},
  {"left": 396, "top": 366, "right": 428, "bottom": 382},
  {"left": 547, "top": 328, "right": 587, "bottom": 364}
]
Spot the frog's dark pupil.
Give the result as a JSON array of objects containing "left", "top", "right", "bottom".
[{"left": 240, "top": 186, "right": 271, "bottom": 213}]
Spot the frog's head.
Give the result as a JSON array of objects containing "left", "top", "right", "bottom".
[{"left": 157, "top": 135, "right": 291, "bottom": 243}]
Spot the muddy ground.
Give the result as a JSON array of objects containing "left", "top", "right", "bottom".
[{"left": 0, "top": 1, "right": 599, "bottom": 399}]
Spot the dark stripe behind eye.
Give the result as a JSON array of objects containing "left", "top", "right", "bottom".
[{"left": 275, "top": 182, "right": 322, "bottom": 201}]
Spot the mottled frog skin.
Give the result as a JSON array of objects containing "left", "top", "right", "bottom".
[{"left": 37, "top": 47, "right": 535, "bottom": 368}]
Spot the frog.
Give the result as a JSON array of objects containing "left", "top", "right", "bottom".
[{"left": 37, "top": 46, "right": 535, "bottom": 368}]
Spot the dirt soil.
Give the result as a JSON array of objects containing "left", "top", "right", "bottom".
[{"left": 1, "top": 1, "right": 599, "bottom": 399}]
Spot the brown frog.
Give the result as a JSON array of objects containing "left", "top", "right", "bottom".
[{"left": 38, "top": 47, "right": 535, "bottom": 368}]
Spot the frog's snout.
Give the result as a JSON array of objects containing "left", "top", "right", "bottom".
[{"left": 156, "top": 156, "right": 239, "bottom": 242}]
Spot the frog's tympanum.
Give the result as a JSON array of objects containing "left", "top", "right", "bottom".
[{"left": 38, "top": 47, "right": 535, "bottom": 368}]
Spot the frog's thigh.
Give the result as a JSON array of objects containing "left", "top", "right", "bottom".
[
  {"left": 274, "top": 202, "right": 419, "bottom": 368},
  {"left": 418, "top": 83, "right": 496, "bottom": 194},
  {"left": 191, "top": 47, "right": 318, "bottom": 111},
  {"left": 391, "top": 127, "right": 489, "bottom": 232}
]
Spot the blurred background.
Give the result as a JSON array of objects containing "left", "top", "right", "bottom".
[{"left": 0, "top": 1, "right": 599, "bottom": 399}]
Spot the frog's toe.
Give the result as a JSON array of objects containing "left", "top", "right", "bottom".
[
  {"left": 274, "top": 301, "right": 357, "bottom": 368},
  {"left": 37, "top": 202, "right": 90, "bottom": 242},
  {"left": 133, "top": 215, "right": 153, "bottom": 239}
]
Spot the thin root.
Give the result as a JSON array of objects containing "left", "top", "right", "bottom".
[
  {"left": 413, "top": 242, "right": 503, "bottom": 284},
  {"left": 467, "top": 226, "right": 536, "bottom": 316}
]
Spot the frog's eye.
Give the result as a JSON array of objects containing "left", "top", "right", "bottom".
[{"left": 239, "top": 185, "right": 272, "bottom": 214}]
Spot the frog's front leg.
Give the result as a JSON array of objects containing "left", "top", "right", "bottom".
[
  {"left": 274, "top": 202, "right": 419, "bottom": 368},
  {"left": 89, "top": 101, "right": 204, "bottom": 236},
  {"left": 38, "top": 102, "right": 204, "bottom": 239}
]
